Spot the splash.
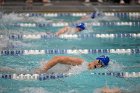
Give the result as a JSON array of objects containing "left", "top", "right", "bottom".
[
  {"left": 1, "top": 12, "right": 24, "bottom": 22},
  {"left": 29, "top": 17, "right": 50, "bottom": 23},
  {"left": 10, "top": 40, "right": 32, "bottom": 48},
  {"left": 0, "top": 30, "right": 34, "bottom": 50},
  {"left": 93, "top": 60, "right": 124, "bottom": 73},
  {"left": 37, "top": 60, "right": 124, "bottom": 75},
  {"left": 94, "top": 8, "right": 120, "bottom": 21},
  {"left": 37, "top": 60, "right": 88, "bottom": 74},
  {"left": 0, "top": 35, "right": 9, "bottom": 50},
  {"left": 0, "top": 38, "right": 31, "bottom": 50},
  {"left": 61, "top": 89, "right": 79, "bottom": 93},
  {"left": 1, "top": 13, "right": 51, "bottom": 23},
  {"left": 19, "top": 87, "right": 51, "bottom": 93},
  {"left": 93, "top": 88, "right": 102, "bottom": 93},
  {"left": 37, "top": 60, "right": 71, "bottom": 74},
  {"left": 95, "top": 16, "right": 120, "bottom": 21},
  {"left": 67, "top": 62, "right": 88, "bottom": 75},
  {"left": 107, "top": 61, "right": 124, "bottom": 72}
]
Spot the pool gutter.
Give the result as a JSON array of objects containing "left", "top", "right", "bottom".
[{"left": 0, "top": 2, "right": 140, "bottom": 13}]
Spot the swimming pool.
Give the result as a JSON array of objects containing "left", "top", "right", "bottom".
[{"left": 0, "top": 11, "right": 140, "bottom": 93}]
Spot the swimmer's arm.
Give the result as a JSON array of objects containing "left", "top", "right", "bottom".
[
  {"left": 35, "top": 59, "right": 58, "bottom": 74},
  {"left": 55, "top": 27, "right": 69, "bottom": 36},
  {"left": 58, "top": 56, "right": 84, "bottom": 66},
  {"left": 80, "top": 16, "right": 90, "bottom": 20},
  {"left": 80, "top": 13, "right": 92, "bottom": 21},
  {"left": 35, "top": 56, "right": 84, "bottom": 73}
]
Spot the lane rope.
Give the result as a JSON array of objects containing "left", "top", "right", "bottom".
[
  {"left": 0, "top": 72, "right": 139, "bottom": 80},
  {"left": 9, "top": 22, "right": 140, "bottom": 27},
  {"left": 6, "top": 33, "right": 140, "bottom": 40},
  {"left": 17, "top": 12, "right": 140, "bottom": 17},
  {"left": 0, "top": 49, "right": 140, "bottom": 55}
]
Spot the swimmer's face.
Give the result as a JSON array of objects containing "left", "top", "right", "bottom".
[
  {"left": 88, "top": 60, "right": 103, "bottom": 69},
  {"left": 76, "top": 27, "right": 82, "bottom": 32}
]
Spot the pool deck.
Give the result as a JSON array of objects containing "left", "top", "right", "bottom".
[{"left": 0, "top": 1, "right": 140, "bottom": 13}]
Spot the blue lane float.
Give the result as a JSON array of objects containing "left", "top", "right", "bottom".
[
  {"left": 0, "top": 49, "right": 140, "bottom": 56},
  {"left": 0, "top": 73, "right": 67, "bottom": 80},
  {"left": 7, "top": 33, "right": 140, "bottom": 40},
  {"left": 0, "top": 72, "right": 140, "bottom": 80},
  {"left": 0, "top": 50, "right": 24, "bottom": 56},
  {"left": 91, "top": 72, "right": 124, "bottom": 78},
  {"left": 9, "top": 34, "right": 23, "bottom": 40},
  {"left": 91, "top": 72, "right": 140, "bottom": 78}
]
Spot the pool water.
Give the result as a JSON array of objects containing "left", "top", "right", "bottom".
[{"left": 0, "top": 12, "right": 140, "bottom": 93}]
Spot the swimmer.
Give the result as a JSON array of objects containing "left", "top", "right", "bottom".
[
  {"left": 55, "top": 22, "right": 86, "bottom": 36},
  {"left": 101, "top": 86, "right": 121, "bottom": 93},
  {"left": 35, "top": 55, "right": 110, "bottom": 74},
  {"left": 80, "top": 12, "right": 103, "bottom": 21},
  {"left": 0, "top": 55, "right": 109, "bottom": 74}
]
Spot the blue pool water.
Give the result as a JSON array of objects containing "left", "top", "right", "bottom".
[{"left": 0, "top": 12, "right": 140, "bottom": 93}]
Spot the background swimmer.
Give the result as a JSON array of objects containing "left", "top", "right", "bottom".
[
  {"left": 80, "top": 12, "right": 102, "bottom": 21},
  {"left": 101, "top": 87, "right": 121, "bottom": 93},
  {"left": 55, "top": 23, "right": 86, "bottom": 36},
  {"left": 94, "top": 86, "right": 121, "bottom": 93},
  {"left": 80, "top": 11, "right": 119, "bottom": 22}
]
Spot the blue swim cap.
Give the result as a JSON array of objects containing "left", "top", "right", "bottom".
[
  {"left": 96, "top": 55, "right": 110, "bottom": 66},
  {"left": 76, "top": 23, "right": 85, "bottom": 31}
]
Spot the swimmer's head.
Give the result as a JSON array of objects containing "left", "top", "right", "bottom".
[
  {"left": 76, "top": 23, "right": 85, "bottom": 31},
  {"left": 88, "top": 55, "right": 110, "bottom": 69},
  {"left": 96, "top": 55, "right": 110, "bottom": 67},
  {"left": 91, "top": 12, "right": 101, "bottom": 19},
  {"left": 91, "top": 13, "right": 96, "bottom": 19}
]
